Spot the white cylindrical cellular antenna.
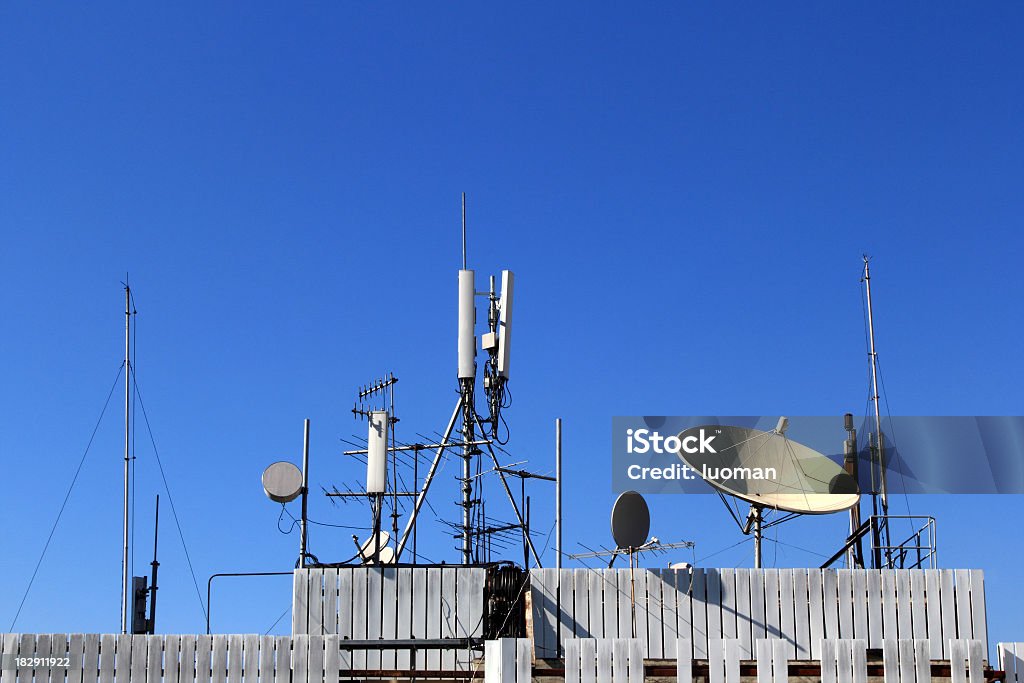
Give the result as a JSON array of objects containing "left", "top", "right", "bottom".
[
  {"left": 458, "top": 269, "right": 476, "bottom": 379},
  {"left": 497, "top": 270, "right": 514, "bottom": 379},
  {"left": 367, "top": 410, "right": 388, "bottom": 494}
]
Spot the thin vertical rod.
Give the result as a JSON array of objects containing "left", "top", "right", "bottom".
[
  {"left": 390, "top": 381, "right": 399, "bottom": 545},
  {"left": 555, "top": 418, "right": 562, "bottom": 570},
  {"left": 413, "top": 445, "right": 419, "bottom": 561},
  {"left": 753, "top": 507, "right": 763, "bottom": 569},
  {"left": 300, "top": 419, "right": 310, "bottom": 568},
  {"left": 121, "top": 284, "right": 131, "bottom": 634},
  {"left": 148, "top": 495, "right": 159, "bottom": 634},
  {"left": 863, "top": 256, "right": 887, "bottom": 512},
  {"left": 629, "top": 549, "right": 636, "bottom": 637},
  {"left": 869, "top": 432, "right": 881, "bottom": 568},
  {"left": 524, "top": 496, "right": 530, "bottom": 570},
  {"left": 460, "top": 190, "right": 472, "bottom": 563}
]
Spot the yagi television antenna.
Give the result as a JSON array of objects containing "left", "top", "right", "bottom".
[{"left": 674, "top": 418, "right": 860, "bottom": 567}]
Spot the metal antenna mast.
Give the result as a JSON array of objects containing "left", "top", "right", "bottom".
[
  {"left": 863, "top": 256, "right": 890, "bottom": 567},
  {"left": 121, "top": 282, "right": 133, "bottom": 634},
  {"left": 458, "top": 192, "right": 477, "bottom": 563},
  {"left": 460, "top": 384, "right": 476, "bottom": 563},
  {"left": 300, "top": 419, "right": 310, "bottom": 568},
  {"left": 555, "top": 418, "right": 562, "bottom": 570}
]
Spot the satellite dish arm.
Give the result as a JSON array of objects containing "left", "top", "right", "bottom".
[
  {"left": 741, "top": 506, "right": 758, "bottom": 535},
  {"left": 607, "top": 550, "right": 621, "bottom": 569}
]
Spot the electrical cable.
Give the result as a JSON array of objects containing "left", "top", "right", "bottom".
[
  {"left": 281, "top": 506, "right": 372, "bottom": 531},
  {"left": 7, "top": 365, "right": 124, "bottom": 631},
  {"left": 263, "top": 606, "right": 291, "bottom": 635},
  {"left": 695, "top": 536, "right": 753, "bottom": 564},
  {"left": 278, "top": 506, "right": 299, "bottom": 535},
  {"left": 762, "top": 536, "right": 831, "bottom": 559},
  {"left": 132, "top": 371, "right": 209, "bottom": 623},
  {"left": 876, "top": 358, "right": 917, "bottom": 543}
]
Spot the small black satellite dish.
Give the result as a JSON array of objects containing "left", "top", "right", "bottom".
[{"left": 611, "top": 490, "right": 650, "bottom": 549}]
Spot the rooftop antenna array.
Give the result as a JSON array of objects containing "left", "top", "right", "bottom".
[
  {"left": 324, "top": 194, "right": 548, "bottom": 568},
  {"left": 451, "top": 193, "right": 544, "bottom": 564}
]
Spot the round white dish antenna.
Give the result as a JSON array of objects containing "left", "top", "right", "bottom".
[
  {"left": 674, "top": 424, "right": 859, "bottom": 514},
  {"left": 261, "top": 461, "right": 303, "bottom": 503},
  {"left": 357, "top": 531, "right": 394, "bottom": 564},
  {"left": 611, "top": 490, "right": 650, "bottom": 549},
  {"left": 375, "top": 546, "right": 396, "bottom": 565}
]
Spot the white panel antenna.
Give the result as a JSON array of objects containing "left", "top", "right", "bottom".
[
  {"left": 497, "top": 270, "right": 514, "bottom": 379},
  {"left": 366, "top": 410, "right": 388, "bottom": 494},
  {"left": 458, "top": 269, "right": 476, "bottom": 379}
]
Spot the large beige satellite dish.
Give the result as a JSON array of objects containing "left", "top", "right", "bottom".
[{"left": 674, "top": 423, "right": 859, "bottom": 514}]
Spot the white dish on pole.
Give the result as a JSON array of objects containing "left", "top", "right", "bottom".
[
  {"left": 674, "top": 424, "right": 859, "bottom": 514},
  {"left": 261, "top": 461, "right": 303, "bottom": 504}
]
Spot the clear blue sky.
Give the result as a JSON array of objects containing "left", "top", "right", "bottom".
[{"left": 2, "top": 2, "right": 1022, "bottom": 646}]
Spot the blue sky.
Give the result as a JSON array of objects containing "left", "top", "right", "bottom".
[{"left": 2, "top": 3, "right": 1022, "bottom": 646}]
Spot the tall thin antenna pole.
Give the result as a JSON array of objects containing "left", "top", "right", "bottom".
[
  {"left": 148, "top": 495, "right": 160, "bottom": 634},
  {"left": 753, "top": 507, "right": 763, "bottom": 569},
  {"left": 458, "top": 191, "right": 476, "bottom": 564},
  {"left": 300, "top": 419, "right": 310, "bottom": 568},
  {"left": 555, "top": 418, "right": 562, "bottom": 570},
  {"left": 121, "top": 283, "right": 131, "bottom": 634},
  {"left": 863, "top": 257, "right": 887, "bottom": 510},
  {"left": 863, "top": 256, "right": 889, "bottom": 567}
]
